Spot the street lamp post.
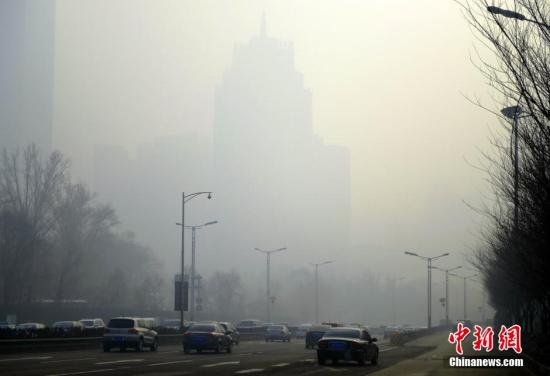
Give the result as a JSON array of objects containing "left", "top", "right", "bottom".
[
  {"left": 389, "top": 277, "right": 405, "bottom": 327},
  {"left": 254, "top": 247, "right": 287, "bottom": 323},
  {"left": 404, "top": 251, "right": 450, "bottom": 328},
  {"left": 177, "top": 191, "right": 212, "bottom": 330},
  {"left": 450, "top": 273, "right": 478, "bottom": 320},
  {"left": 430, "top": 265, "right": 462, "bottom": 324},
  {"left": 176, "top": 220, "right": 218, "bottom": 321},
  {"left": 487, "top": 6, "right": 550, "bottom": 29},
  {"left": 311, "top": 261, "right": 333, "bottom": 324}
]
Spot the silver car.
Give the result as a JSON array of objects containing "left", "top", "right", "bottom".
[
  {"left": 103, "top": 317, "right": 158, "bottom": 352},
  {"left": 265, "top": 324, "right": 291, "bottom": 342}
]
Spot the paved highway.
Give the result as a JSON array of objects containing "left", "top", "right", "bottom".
[{"left": 0, "top": 333, "right": 533, "bottom": 375}]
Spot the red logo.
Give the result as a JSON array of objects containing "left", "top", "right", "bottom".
[
  {"left": 498, "top": 324, "right": 522, "bottom": 354},
  {"left": 448, "top": 324, "right": 522, "bottom": 354},
  {"left": 448, "top": 322, "right": 471, "bottom": 355},
  {"left": 473, "top": 325, "right": 494, "bottom": 352}
]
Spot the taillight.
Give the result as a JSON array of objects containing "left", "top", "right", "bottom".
[
  {"left": 208, "top": 332, "right": 215, "bottom": 337},
  {"left": 351, "top": 342, "right": 362, "bottom": 349},
  {"left": 318, "top": 341, "right": 327, "bottom": 349},
  {"left": 128, "top": 328, "right": 139, "bottom": 334},
  {"left": 184, "top": 332, "right": 192, "bottom": 337}
]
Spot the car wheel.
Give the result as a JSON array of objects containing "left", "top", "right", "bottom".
[
  {"left": 358, "top": 353, "right": 366, "bottom": 366},
  {"left": 332, "top": 358, "right": 338, "bottom": 365},
  {"left": 183, "top": 346, "right": 190, "bottom": 354},
  {"left": 197, "top": 349, "right": 202, "bottom": 354},
  {"left": 372, "top": 351, "right": 379, "bottom": 365},
  {"left": 150, "top": 338, "right": 158, "bottom": 352},
  {"left": 215, "top": 343, "right": 220, "bottom": 353},
  {"left": 227, "top": 343, "right": 232, "bottom": 353},
  {"left": 136, "top": 338, "right": 144, "bottom": 352},
  {"left": 288, "top": 338, "right": 291, "bottom": 342},
  {"left": 103, "top": 345, "right": 110, "bottom": 353},
  {"left": 265, "top": 338, "right": 268, "bottom": 342},
  {"left": 317, "top": 357, "right": 325, "bottom": 365}
]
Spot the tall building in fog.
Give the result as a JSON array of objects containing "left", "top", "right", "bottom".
[
  {"left": 0, "top": 0, "right": 55, "bottom": 153},
  {"left": 214, "top": 19, "right": 350, "bottom": 263}
]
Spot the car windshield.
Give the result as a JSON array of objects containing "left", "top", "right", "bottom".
[
  {"left": 54, "top": 321, "right": 73, "bottom": 327},
  {"left": 108, "top": 319, "right": 134, "bottom": 328},
  {"left": 80, "top": 320, "right": 94, "bottom": 326},
  {"left": 188, "top": 325, "right": 215, "bottom": 332},
  {"left": 268, "top": 325, "right": 284, "bottom": 331},
  {"left": 324, "top": 328, "right": 361, "bottom": 338}
]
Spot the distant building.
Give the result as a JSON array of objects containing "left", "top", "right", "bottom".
[
  {"left": 213, "top": 18, "right": 350, "bottom": 262},
  {"left": 0, "top": 0, "right": 55, "bottom": 153}
]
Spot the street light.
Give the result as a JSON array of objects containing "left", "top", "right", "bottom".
[
  {"left": 389, "top": 277, "right": 405, "bottom": 327},
  {"left": 430, "top": 265, "right": 461, "bottom": 324},
  {"left": 254, "top": 247, "right": 287, "bottom": 323},
  {"left": 404, "top": 251, "right": 449, "bottom": 328},
  {"left": 177, "top": 191, "right": 213, "bottom": 330},
  {"left": 176, "top": 220, "right": 218, "bottom": 321},
  {"left": 449, "top": 273, "right": 478, "bottom": 320},
  {"left": 487, "top": 6, "right": 550, "bottom": 29},
  {"left": 310, "top": 261, "right": 333, "bottom": 324}
]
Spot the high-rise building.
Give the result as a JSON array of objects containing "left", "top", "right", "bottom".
[
  {"left": 0, "top": 0, "right": 55, "bottom": 153},
  {"left": 213, "top": 19, "right": 350, "bottom": 264}
]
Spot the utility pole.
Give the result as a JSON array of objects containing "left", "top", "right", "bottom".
[
  {"left": 176, "top": 191, "right": 213, "bottom": 330},
  {"left": 311, "top": 261, "right": 333, "bottom": 324},
  {"left": 450, "top": 273, "right": 477, "bottom": 320},
  {"left": 430, "top": 265, "right": 461, "bottom": 324},
  {"left": 254, "top": 247, "right": 286, "bottom": 323},
  {"left": 404, "top": 251, "right": 450, "bottom": 328}
]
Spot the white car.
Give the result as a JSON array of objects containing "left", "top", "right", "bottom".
[{"left": 103, "top": 317, "right": 158, "bottom": 352}]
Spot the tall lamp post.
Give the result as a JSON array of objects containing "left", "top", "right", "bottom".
[
  {"left": 404, "top": 251, "right": 449, "bottom": 328},
  {"left": 254, "top": 247, "right": 287, "bottom": 323},
  {"left": 449, "top": 273, "right": 478, "bottom": 320},
  {"left": 389, "top": 277, "right": 405, "bottom": 327},
  {"left": 311, "top": 261, "right": 333, "bottom": 324},
  {"left": 177, "top": 191, "right": 212, "bottom": 330},
  {"left": 176, "top": 220, "right": 218, "bottom": 321},
  {"left": 487, "top": 6, "right": 550, "bottom": 29},
  {"left": 430, "top": 265, "right": 461, "bottom": 324}
]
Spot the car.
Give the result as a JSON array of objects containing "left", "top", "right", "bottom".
[
  {"left": 15, "top": 323, "right": 47, "bottom": 338},
  {"left": 305, "top": 324, "right": 330, "bottom": 349},
  {"left": 295, "top": 323, "right": 312, "bottom": 339},
  {"left": 265, "top": 324, "right": 291, "bottom": 342},
  {"left": 236, "top": 319, "right": 262, "bottom": 332},
  {"left": 317, "top": 327, "right": 379, "bottom": 366},
  {"left": 79, "top": 318, "right": 105, "bottom": 336},
  {"left": 161, "top": 319, "right": 181, "bottom": 331},
  {"left": 51, "top": 321, "right": 85, "bottom": 337},
  {"left": 102, "top": 317, "right": 158, "bottom": 352},
  {"left": 219, "top": 322, "right": 240, "bottom": 345},
  {"left": 183, "top": 323, "right": 233, "bottom": 354}
]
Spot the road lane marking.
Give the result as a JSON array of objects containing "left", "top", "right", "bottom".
[
  {"left": 42, "top": 357, "right": 96, "bottom": 364},
  {"left": 0, "top": 356, "right": 52, "bottom": 362},
  {"left": 299, "top": 358, "right": 315, "bottom": 362},
  {"left": 272, "top": 363, "right": 290, "bottom": 367},
  {"left": 95, "top": 359, "right": 144, "bottom": 365},
  {"left": 47, "top": 369, "right": 115, "bottom": 376},
  {"left": 148, "top": 360, "right": 193, "bottom": 366},
  {"left": 201, "top": 361, "right": 240, "bottom": 368},
  {"left": 235, "top": 369, "right": 264, "bottom": 374},
  {"left": 380, "top": 347, "right": 398, "bottom": 352}
]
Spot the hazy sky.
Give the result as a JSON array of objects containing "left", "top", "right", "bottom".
[{"left": 53, "top": 0, "right": 499, "bottom": 296}]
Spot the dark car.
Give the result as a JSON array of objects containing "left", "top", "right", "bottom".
[
  {"left": 265, "top": 324, "right": 291, "bottom": 342},
  {"left": 102, "top": 317, "right": 158, "bottom": 352},
  {"left": 317, "top": 327, "right": 379, "bottom": 366},
  {"left": 219, "top": 322, "right": 240, "bottom": 345},
  {"left": 305, "top": 324, "right": 330, "bottom": 349},
  {"left": 183, "top": 323, "right": 233, "bottom": 354}
]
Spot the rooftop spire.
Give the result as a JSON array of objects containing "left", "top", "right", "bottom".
[{"left": 261, "top": 11, "right": 266, "bottom": 38}]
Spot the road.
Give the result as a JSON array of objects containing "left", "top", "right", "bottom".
[{"left": 0, "top": 333, "right": 534, "bottom": 376}]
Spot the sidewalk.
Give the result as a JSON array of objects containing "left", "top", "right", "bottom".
[{"left": 372, "top": 331, "right": 533, "bottom": 376}]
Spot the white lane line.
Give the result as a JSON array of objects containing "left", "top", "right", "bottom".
[
  {"left": 95, "top": 359, "right": 144, "bottom": 365},
  {"left": 299, "top": 358, "right": 315, "bottom": 362},
  {"left": 0, "top": 356, "right": 52, "bottom": 362},
  {"left": 272, "top": 363, "right": 290, "bottom": 367},
  {"left": 235, "top": 369, "right": 264, "bottom": 374},
  {"left": 42, "top": 357, "right": 96, "bottom": 364},
  {"left": 148, "top": 360, "right": 193, "bottom": 366},
  {"left": 380, "top": 347, "right": 398, "bottom": 352},
  {"left": 160, "top": 350, "right": 181, "bottom": 354},
  {"left": 201, "top": 361, "right": 241, "bottom": 368},
  {"left": 47, "top": 369, "right": 115, "bottom": 376}
]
